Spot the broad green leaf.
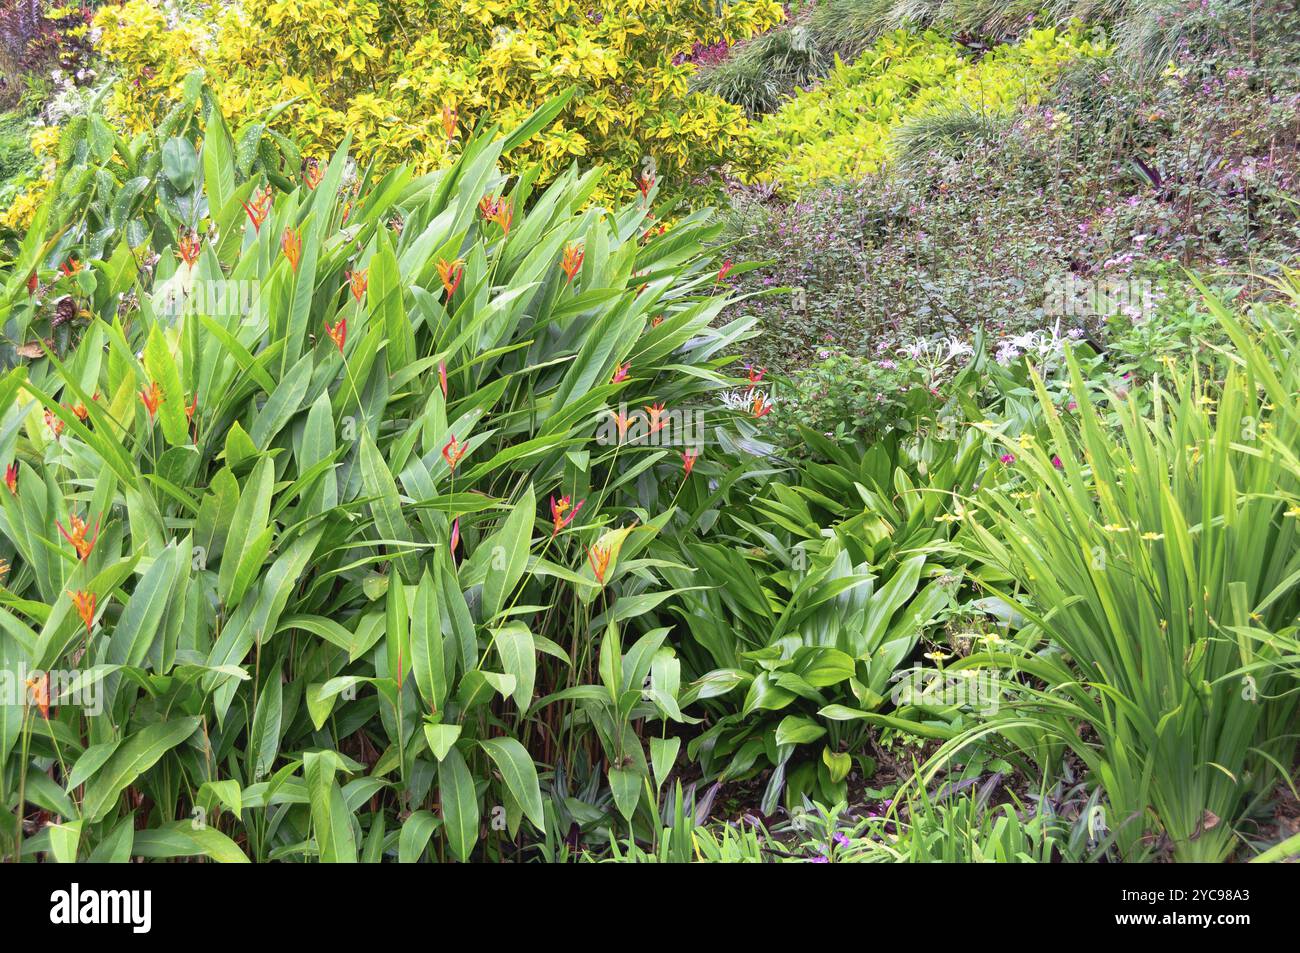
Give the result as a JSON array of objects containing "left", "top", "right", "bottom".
[
  {"left": 410, "top": 567, "right": 445, "bottom": 711},
  {"left": 398, "top": 810, "right": 440, "bottom": 863},
  {"left": 439, "top": 745, "right": 479, "bottom": 862},
  {"left": 82, "top": 718, "right": 202, "bottom": 823},
  {"left": 493, "top": 622, "right": 535, "bottom": 711},
  {"left": 480, "top": 736, "right": 543, "bottom": 829}
]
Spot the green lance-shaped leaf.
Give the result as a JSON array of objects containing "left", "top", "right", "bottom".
[
  {"left": 410, "top": 566, "right": 446, "bottom": 711},
  {"left": 359, "top": 429, "right": 419, "bottom": 581},
  {"left": 493, "top": 622, "right": 535, "bottom": 712},
  {"left": 304, "top": 751, "right": 357, "bottom": 863},
  {"left": 81, "top": 717, "right": 202, "bottom": 823},
  {"left": 248, "top": 675, "right": 284, "bottom": 781},
  {"left": 398, "top": 810, "right": 441, "bottom": 863},
  {"left": 143, "top": 323, "right": 189, "bottom": 447},
  {"left": 250, "top": 352, "right": 312, "bottom": 449},
  {"left": 132, "top": 822, "right": 250, "bottom": 863},
  {"left": 481, "top": 483, "right": 535, "bottom": 621},
  {"left": 372, "top": 229, "right": 413, "bottom": 372},
  {"left": 479, "top": 736, "right": 544, "bottom": 830},
  {"left": 439, "top": 744, "right": 479, "bottom": 862},
  {"left": 217, "top": 455, "right": 274, "bottom": 607},
  {"left": 107, "top": 540, "right": 185, "bottom": 670}
]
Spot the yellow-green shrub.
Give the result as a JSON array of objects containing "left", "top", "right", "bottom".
[
  {"left": 754, "top": 26, "right": 1110, "bottom": 190},
  {"left": 92, "top": 0, "right": 784, "bottom": 203}
]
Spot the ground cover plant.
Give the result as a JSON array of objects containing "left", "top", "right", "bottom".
[
  {"left": 723, "top": 0, "right": 1300, "bottom": 369},
  {"left": 0, "top": 0, "right": 1297, "bottom": 868}
]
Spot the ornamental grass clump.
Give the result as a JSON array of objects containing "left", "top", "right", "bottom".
[{"left": 942, "top": 280, "right": 1300, "bottom": 861}]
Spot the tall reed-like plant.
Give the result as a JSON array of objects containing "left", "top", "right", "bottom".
[{"left": 940, "top": 281, "right": 1299, "bottom": 861}]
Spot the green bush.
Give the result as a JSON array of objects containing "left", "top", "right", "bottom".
[
  {"left": 0, "top": 93, "right": 757, "bottom": 862},
  {"left": 766, "top": 348, "right": 929, "bottom": 451},
  {"left": 752, "top": 26, "right": 1108, "bottom": 190}
]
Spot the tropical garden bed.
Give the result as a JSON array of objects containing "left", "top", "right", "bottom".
[{"left": 0, "top": 0, "right": 1297, "bottom": 867}]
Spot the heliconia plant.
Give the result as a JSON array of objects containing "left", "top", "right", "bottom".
[{"left": 0, "top": 90, "right": 761, "bottom": 862}]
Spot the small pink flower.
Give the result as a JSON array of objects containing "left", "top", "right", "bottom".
[
  {"left": 1052, "top": 455, "right": 1064, "bottom": 470},
  {"left": 999, "top": 453, "right": 1016, "bottom": 465}
]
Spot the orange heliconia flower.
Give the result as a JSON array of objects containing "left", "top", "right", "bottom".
[
  {"left": 550, "top": 495, "right": 585, "bottom": 536},
  {"left": 140, "top": 379, "right": 163, "bottom": 421},
  {"left": 348, "top": 269, "right": 368, "bottom": 303},
  {"left": 281, "top": 227, "right": 302, "bottom": 273},
  {"left": 303, "top": 159, "right": 324, "bottom": 191},
  {"left": 26, "top": 671, "right": 50, "bottom": 719},
  {"left": 609, "top": 409, "right": 632, "bottom": 440},
  {"left": 717, "top": 259, "right": 734, "bottom": 282},
  {"left": 69, "top": 589, "right": 96, "bottom": 637},
  {"left": 588, "top": 545, "right": 612, "bottom": 585},
  {"left": 478, "top": 194, "right": 513, "bottom": 235},
  {"left": 560, "top": 242, "right": 584, "bottom": 284},
  {"left": 645, "top": 403, "right": 667, "bottom": 433},
  {"left": 637, "top": 171, "right": 655, "bottom": 203},
  {"left": 56, "top": 511, "right": 100, "bottom": 561},
  {"left": 59, "top": 258, "right": 82, "bottom": 277},
  {"left": 682, "top": 449, "right": 699, "bottom": 476},
  {"left": 69, "top": 402, "right": 89, "bottom": 423},
  {"left": 325, "top": 318, "right": 347, "bottom": 354},
  {"left": 242, "top": 185, "right": 274, "bottom": 231},
  {"left": 44, "top": 408, "right": 64, "bottom": 439},
  {"left": 177, "top": 231, "right": 202, "bottom": 267},
  {"left": 441, "top": 103, "right": 458, "bottom": 144},
  {"left": 650, "top": 315, "right": 664, "bottom": 328},
  {"left": 437, "top": 258, "right": 464, "bottom": 300},
  {"left": 611, "top": 362, "right": 631, "bottom": 385},
  {"left": 752, "top": 393, "right": 773, "bottom": 419},
  {"left": 27, "top": 272, "right": 38, "bottom": 295},
  {"left": 441, "top": 435, "right": 468, "bottom": 473},
  {"left": 4, "top": 463, "right": 16, "bottom": 495}
]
